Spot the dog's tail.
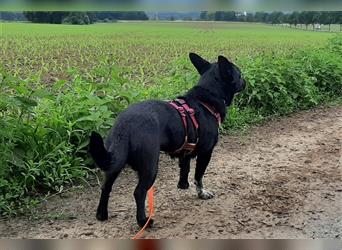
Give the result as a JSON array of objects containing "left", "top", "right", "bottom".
[{"left": 89, "top": 131, "right": 111, "bottom": 171}]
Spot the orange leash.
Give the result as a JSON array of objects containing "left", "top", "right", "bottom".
[{"left": 132, "top": 186, "right": 155, "bottom": 239}]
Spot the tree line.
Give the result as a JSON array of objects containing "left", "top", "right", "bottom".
[
  {"left": 23, "top": 11, "right": 148, "bottom": 24},
  {"left": 0, "top": 12, "right": 26, "bottom": 21},
  {"left": 200, "top": 11, "right": 342, "bottom": 31},
  {"left": 0, "top": 11, "right": 148, "bottom": 24},
  {"left": 1, "top": 11, "right": 342, "bottom": 30}
]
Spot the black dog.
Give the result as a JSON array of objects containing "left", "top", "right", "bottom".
[{"left": 89, "top": 53, "right": 245, "bottom": 228}]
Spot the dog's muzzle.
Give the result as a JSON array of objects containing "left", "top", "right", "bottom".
[{"left": 236, "top": 79, "right": 246, "bottom": 93}]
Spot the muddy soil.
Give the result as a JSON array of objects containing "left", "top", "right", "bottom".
[{"left": 1, "top": 106, "right": 341, "bottom": 239}]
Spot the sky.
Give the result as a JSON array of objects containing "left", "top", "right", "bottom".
[{"left": 0, "top": 0, "right": 341, "bottom": 11}]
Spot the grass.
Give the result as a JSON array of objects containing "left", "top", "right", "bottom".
[{"left": 0, "top": 21, "right": 341, "bottom": 216}]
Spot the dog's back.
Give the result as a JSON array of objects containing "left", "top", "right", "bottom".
[{"left": 89, "top": 100, "right": 183, "bottom": 171}]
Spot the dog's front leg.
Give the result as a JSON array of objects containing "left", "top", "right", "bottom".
[
  {"left": 194, "top": 151, "right": 214, "bottom": 199},
  {"left": 177, "top": 156, "right": 191, "bottom": 189}
]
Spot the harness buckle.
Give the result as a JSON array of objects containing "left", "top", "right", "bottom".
[
  {"left": 175, "top": 99, "right": 186, "bottom": 104},
  {"left": 187, "top": 108, "right": 195, "bottom": 115}
]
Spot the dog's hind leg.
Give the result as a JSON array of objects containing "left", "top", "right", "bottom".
[
  {"left": 133, "top": 150, "right": 159, "bottom": 228},
  {"left": 96, "top": 171, "right": 121, "bottom": 221},
  {"left": 194, "top": 151, "right": 214, "bottom": 200},
  {"left": 96, "top": 151, "right": 127, "bottom": 221},
  {"left": 177, "top": 155, "right": 191, "bottom": 189}
]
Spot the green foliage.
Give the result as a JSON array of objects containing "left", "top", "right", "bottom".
[
  {"left": 0, "top": 66, "right": 134, "bottom": 215},
  {"left": 237, "top": 54, "right": 319, "bottom": 115},
  {"left": 0, "top": 22, "right": 341, "bottom": 216},
  {"left": 222, "top": 37, "right": 342, "bottom": 129},
  {"left": 62, "top": 12, "right": 91, "bottom": 25},
  {"left": 327, "top": 34, "right": 342, "bottom": 56}
]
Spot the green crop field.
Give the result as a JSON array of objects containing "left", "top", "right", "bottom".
[
  {"left": 0, "top": 22, "right": 334, "bottom": 84},
  {"left": 0, "top": 21, "right": 341, "bottom": 215}
]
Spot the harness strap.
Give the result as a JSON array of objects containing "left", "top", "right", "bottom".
[
  {"left": 169, "top": 99, "right": 198, "bottom": 154},
  {"left": 175, "top": 99, "right": 199, "bottom": 129},
  {"left": 169, "top": 99, "right": 221, "bottom": 155},
  {"left": 199, "top": 101, "right": 222, "bottom": 125},
  {"left": 169, "top": 101, "right": 188, "bottom": 140}
]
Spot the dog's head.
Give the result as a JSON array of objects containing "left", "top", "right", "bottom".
[{"left": 189, "top": 53, "right": 246, "bottom": 106}]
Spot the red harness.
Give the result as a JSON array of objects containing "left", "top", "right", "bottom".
[
  {"left": 169, "top": 99, "right": 221, "bottom": 154},
  {"left": 199, "top": 102, "right": 222, "bottom": 124}
]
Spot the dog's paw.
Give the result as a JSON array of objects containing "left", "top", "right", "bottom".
[
  {"left": 138, "top": 218, "right": 154, "bottom": 228},
  {"left": 96, "top": 211, "right": 108, "bottom": 221},
  {"left": 198, "top": 189, "right": 214, "bottom": 200},
  {"left": 177, "top": 181, "right": 189, "bottom": 189}
]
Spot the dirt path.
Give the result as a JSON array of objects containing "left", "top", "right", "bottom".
[{"left": 1, "top": 106, "right": 341, "bottom": 239}]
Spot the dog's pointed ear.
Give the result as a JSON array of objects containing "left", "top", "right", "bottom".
[
  {"left": 218, "top": 55, "right": 234, "bottom": 81},
  {"left": 189, "top": 53, "right": 210, "bottom": 75}
]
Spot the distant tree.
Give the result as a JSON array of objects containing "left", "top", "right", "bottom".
[
  {"left": 299, "top": 11, "right": 315, "bottom": 30},
  {"left": 214, "top": 11, "right": 224, "bottom": 21},
  {"left": 297, "top": 12, "right": 304, "bottom": 28},
  {"left": 246, "top": 13, "right": 254, "bottom": 22},
  {"left": 62, "top": 12, "right": 92, "bottom": 25},
  {"left": 311, "top": 11, "right": 322, "bottom": 30},
  {"left": 0, "top": 12, "right": 26, "bottom": 21},
  {"left": 213, "top": 11, "right": 237, "bottom": 21},
  {"left": 282, "top": 13, "right": 290, "bottom": 25},
  {"left": 268, "top": 11, "right": 284, "bottom": 24},
  {"left": 289, "top": 11, "right": 300, "bottom": 27},
  {"left": 200, "top": 11, "right": 208, "bottom": 20},
  {"left": 320, "top": 11, "right": 337, "bottom": 31},
  {"left": 268, "top": 12, "right": 275, "bottom": 24},
  {"left": 223, "top": 11, "right": 237, "bottom": 21},
  {"left": 254, "top": 12, "right": 269, "bottom": 23},
  {"left": 170, "top": 16, "right": 175, "bottom": 21},
  {"left": 87, "top": 12, "right": 96, "bottom": 23},
  {"left": 51, "top": 12, "right": 72, "bottom": 24},
  {"left": 334, "top": 11, "right": 342, "bottom": 31},
  {"left": 207, "top": 12, "right": 215, "bottom": 21}
]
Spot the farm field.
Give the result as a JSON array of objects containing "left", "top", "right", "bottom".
[
  {"left": 0, "top": 21, "right": 341, "bottom": 238},
  {"left": 0, "top": 22, "right": 334, "bottom": 84}
]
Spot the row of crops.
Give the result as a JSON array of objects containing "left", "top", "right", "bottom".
[{"left": 0, "top": 22, "right": 341, "bottom": 215}]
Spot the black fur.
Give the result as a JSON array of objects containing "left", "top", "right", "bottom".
[{"left": 89, "top": 53, "right": 246, "bottom": 228}]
